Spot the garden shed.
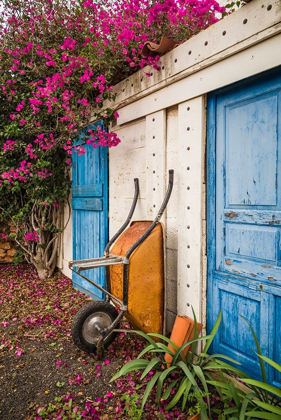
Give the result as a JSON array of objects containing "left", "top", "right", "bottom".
[{"left": 60, "top": 0, "right": 281, "bottom": 384}]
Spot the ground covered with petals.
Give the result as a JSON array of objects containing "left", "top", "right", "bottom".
[{"left": 0, "top": 263, "right": 191, "bottom": 419}]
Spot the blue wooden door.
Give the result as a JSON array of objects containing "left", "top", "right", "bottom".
[
  {"left": 72, "top": 123, "right": 108, "bottom": 300},
  {"left": 207, "top": 69, "right": 281, "bottom": 387}
]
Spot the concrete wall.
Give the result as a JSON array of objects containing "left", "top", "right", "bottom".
[{"left": 61, "top": 0, "right": 281, "bottom": 331}]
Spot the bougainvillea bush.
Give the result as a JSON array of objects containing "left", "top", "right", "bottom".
[{"left": 0, "top": 0, "right": 227, "bottom": 278}]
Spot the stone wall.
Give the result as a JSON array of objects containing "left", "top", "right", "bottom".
[{"left": 0, "top": 222, "right": 17, "bottom": 263}]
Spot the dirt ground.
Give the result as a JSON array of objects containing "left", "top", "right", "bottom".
[{"left": 0, "top": 263, "right": 187, "bottom": 420}]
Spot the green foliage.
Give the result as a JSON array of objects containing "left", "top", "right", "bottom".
[
  {"left": 121, "top": 392, "right": 143, "bottom": 419},
  {"left": 12, "top": 248, "right": 25, "bottom": 266},
  {"left": 111, "top": 310, "right": 244, "bottom": 419},
  {"left": 208, "top": 317, "right": 281, "bottom": 420}
]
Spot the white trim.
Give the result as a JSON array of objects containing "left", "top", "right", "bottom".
[
  {"left": 117, "top": 34, "right": 281, "bottom": 124},
  {"left": 177, "top": 97, "right": 206, "bottom": 320}
]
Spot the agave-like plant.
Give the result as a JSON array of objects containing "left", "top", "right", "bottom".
[
  {"left": 208, "top": 316, "right": 281, "bottom": 420},
  {"left": 111, "top": 310, "right": 245, "bottom": 419}
]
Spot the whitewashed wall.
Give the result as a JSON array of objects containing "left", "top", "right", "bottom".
[{"left": 61, "top": 0, "right": 281, "bottom": 332}]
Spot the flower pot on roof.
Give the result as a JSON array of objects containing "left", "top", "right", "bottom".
[{"left": 140, "top": 36, "right": 177, "bottom": 58}]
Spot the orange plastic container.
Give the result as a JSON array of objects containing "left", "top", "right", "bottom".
[{"left": 165, "top": 315, "right": 202, "bottom": 367}]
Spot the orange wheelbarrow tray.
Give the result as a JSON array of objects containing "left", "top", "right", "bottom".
[{"left": 69, "top": 170, "right": 174, "bottom": 356}]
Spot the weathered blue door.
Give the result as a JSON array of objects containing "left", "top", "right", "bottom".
[
  {"left": 207, "top": 69, "right": 281, "bottom": 386},
  {"left": 72, "top": 123, "right": 108, "bottom": 300}
]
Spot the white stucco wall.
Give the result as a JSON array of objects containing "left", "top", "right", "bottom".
[{"left": 61, "top": 0, "right": 281, "bottom": 331}]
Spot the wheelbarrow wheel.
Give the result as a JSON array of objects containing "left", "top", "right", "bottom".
[{"left": 71, "top": 301, "right": 119, "bottom": 354}]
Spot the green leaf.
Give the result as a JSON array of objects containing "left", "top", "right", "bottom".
[
  {"left": 257, "top": 354, "right": 281, "bottom": 373},
  {"left": 141, "top": 371, "right": 161, "bottom": 409},
  {"left": 56, "top": 381, "right": 65, "bottom": 387},
  {"left": 200, "top": 353, "right": 241, "bottom": 365},
  {"left": 165, "top": 378, "right": 188, "bottom": 410},
  {"left": 245, "top": 412, "right": 281, "bottom": 419},
  {"left": 194, "top": 365, "right": 209, "bottom": 395},
  {"left": 229, "top": 379, "right": 241, "bottom": 410},
  {"left": 206, "top": 360, "right": 249, "bottom": 377},
  {"left": 171, "top": 335, "right": 213, "bottom": 366},
  {"left": 156, "top": 366, "right": 178, "bottom": 403},
  {"left": 137, "top": 344, "right": 155, "bottom": 359},
  {"left": 191, "top": 306, "right": 198, "bottom": 362},
  {"left": 193, "top": 365, "right": 210, "bottom": 412},
  {"left": 252, "top": 400, "right": 281, "bottom": 415},
  {"left": 131, "top": 330, "right": 159, "bottom": 348},
  {"left": 239, "top": 392, "right": 256, "bottom": 420},
  {"left": 140, "top": 358, "right": 162, "bottom": 380},
  {"left": 176, "top": 361, "right": 197, "bottom": 387},
  {"left": 240, "top": 316, "right": 267, "bottom": 386},
  {"left": 182, "top": 379, "right": 192, "bottom": 410},
  {"left": 162, "top": 378, "right": 180, "bottom": 400},
  {"left": 206, "top": 380, "right": 232, "bottom": 390},
  {"left": 148, "top": 333, "right": 180, "bottom": 351},
  {"left": 242, "top": 379, "right": 281, "bottom": 398},
  {"left": 111, "top": 360, "right": 149, "bottom": 382},
  {"left": 152, "top": 342, "right": 175, "bottom": 357},
  {"left": 224, "top": 407, "right": 239, "bottom": 415},
  {"left": 203, "top": 311, "right": 222, "bottom": 354}
]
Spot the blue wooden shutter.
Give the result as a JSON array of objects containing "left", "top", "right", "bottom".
[{"left": 72, "top": 122, "right": 108, "bottom": 300}]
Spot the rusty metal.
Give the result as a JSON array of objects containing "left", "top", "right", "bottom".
[
  {"left": 69, "top": 170, "right": 174, "bottom": 352},
  {"left": 110, "top": 222, "right": 164, "bottom": 335}
]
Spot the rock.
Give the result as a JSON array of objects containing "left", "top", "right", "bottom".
[{"left": 0, "top": 242, "right": 11, "bottom": 250}]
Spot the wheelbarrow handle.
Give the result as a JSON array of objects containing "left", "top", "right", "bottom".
[
  {"left": 104, "top": 178, "right": 139, "bottom": 256},
  {"left": 124, "top": 169, "right": 174, "bottom": 261}
]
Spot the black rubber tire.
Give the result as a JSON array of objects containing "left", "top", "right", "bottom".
[{"left": 71, "top": 301, "right": 119, "bottom": 354}]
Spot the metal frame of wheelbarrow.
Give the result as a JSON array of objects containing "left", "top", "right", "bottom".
[{"left": 69, "top": 169, "right": 174, "bottom": 353}]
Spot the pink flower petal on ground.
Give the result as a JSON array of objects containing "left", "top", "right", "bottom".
[{"left": 104, "top": 359, "right": 110, "bottom": 365}]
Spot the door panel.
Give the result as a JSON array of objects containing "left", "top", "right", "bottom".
[
  {"left": 72, "top": 122, "right": 108, "bottom": 300},
  {"left": 207, "top": 70, "right": 281, "bottom": 384}
]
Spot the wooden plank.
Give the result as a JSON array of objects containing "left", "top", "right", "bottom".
[
  {"left": 117, "top": 34, "right": 281, "bottom": 124},
  {"left": 72, "top": 198, "right": 103, "bottom": 211},
  {"left": 145, "top": 110, "right": 166, "bottom": 219},
  {"left": 72, "top": 184, "right": 103, "bottom": 197},
  {"left": 177, "top": 97, "right": 205, "bottom": 321},
  {"left": 224, "top": 209, "right": 281, "bottom": 225}
]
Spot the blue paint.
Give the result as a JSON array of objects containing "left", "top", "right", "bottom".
[
  {"left": 72, "top": 121, "right": 108, "bottom": 300},
  {"left": 207, "top": 68, "right": 281, "bottom": 386}
]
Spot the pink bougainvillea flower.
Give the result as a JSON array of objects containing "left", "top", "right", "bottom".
[
  {"left": 104, "top": 359, "right": 110, "bottom": 365},
  {"left": 16, "top": 348, "right": 23, "bottom": 357}
]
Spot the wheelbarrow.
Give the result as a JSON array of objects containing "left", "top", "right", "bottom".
[{"left": 69, "top": 169, "right": 174, "bottom": 358}]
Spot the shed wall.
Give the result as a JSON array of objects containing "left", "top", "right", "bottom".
[{"left": 60, "top": 0, "right": 281, "bottom": 332}]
